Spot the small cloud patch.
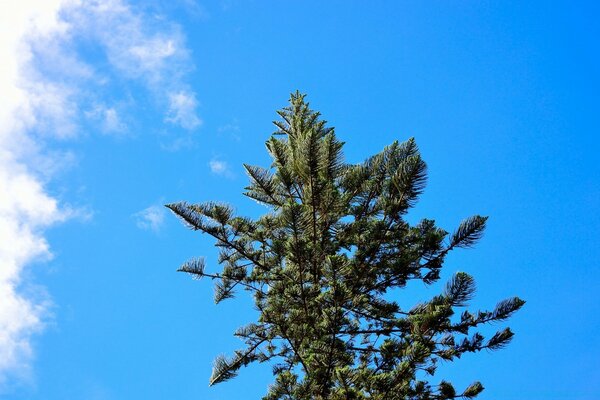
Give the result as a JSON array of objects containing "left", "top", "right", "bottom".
[
  {"left": 133, "top": 205, "right": 165, "bottom": 233},
  {"left": 209, "top": 158, "right": 233, "bottom": 178},
  {"left": 85, "top": 104, "right": 127, "bottom": 135},
  {"left": 166, "top": 91, "right": 201, "bottom": 130}
]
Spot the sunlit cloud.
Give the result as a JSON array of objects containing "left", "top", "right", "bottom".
[
  {"left": 0, "top": 0, "right": 199, "bottom": 387},
  {"left": 0, "top": 0, "right": 73, "bottom": 387}
]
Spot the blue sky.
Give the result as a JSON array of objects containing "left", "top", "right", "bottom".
[{"left": 0, "top": 1, "right": 598, "bottom": 399}]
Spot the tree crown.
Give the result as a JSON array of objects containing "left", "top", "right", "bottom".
[{"left": 167, "top": 92, "right": 524, "bottom": 400}]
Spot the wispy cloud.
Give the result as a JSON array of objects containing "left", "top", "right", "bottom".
[
  {"left": 64, "top": 0, "right": 201, "bottom": 131},
  {"left": 217, "top": 120, "right": 241, "bottom": 141},
  {"left": 0, "top": 0, "right": 199, "bottom": 387},
  {"left": 85, "top": 104, "right": 127, "bottom": 135},
  {"left": 133, "top": 205, "right": 166, "bottom": 233},
  {"left": 159, "top": 135, "right": 195, "bottom": 152}
]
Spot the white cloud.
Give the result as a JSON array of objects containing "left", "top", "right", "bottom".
[
  {"left": 0, "top": 0, "right": 199, "bottom": 387},
  {"left": 209, "top": 158, "right": 233, "bottom": 178},
  {"left": 166, "top": 90, "right": 202, "bottom": 130},
  {"left": 74, "top": 4, "right": 179, "bottom": 83},
  {"left": 133, "top": 205, "right": 165, "bottom": 233},
  {"left": 14, "top": 0, "right": 202, "bottom": 136},
  {"left": 65, "top": 1, "right": 201, "bottom": 129},
  {"left": 0, "top": 0, "right": 73, "bottom": 387},
  {"left": 129, "top": 38, "right": 176, "bottom": 68},
  {"left": 0, "top": 161, "right": 65, "bottom": 386}
]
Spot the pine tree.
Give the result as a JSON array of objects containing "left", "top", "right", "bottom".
[{"left": 167, "top": 92, "right": 524, "bottom": 400}]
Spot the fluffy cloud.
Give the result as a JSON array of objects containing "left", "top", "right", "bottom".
[
  {"left": 0, "top": 0, "right": 73, "bottom": 387},
  {"left": 0, "top": 0, "right": 199, "bottom": 387},
  {"left": 0, "top": 161, "right": 66, "bottom": 386}
]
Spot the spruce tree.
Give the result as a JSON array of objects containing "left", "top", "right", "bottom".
[{"left": 167, "top": 92, "right": 524, "bottom": 400}]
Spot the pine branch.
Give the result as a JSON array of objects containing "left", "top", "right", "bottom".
[
  {"left": 444, "top": 272, "right": 476, "bottom": 307},
  {"left": 390, "top": 154, "right": 428, "bottom": 209},
  {"left": 491, "top": 297, "right": 526, "bottom": 321},
  {"left": 209, "top": 338, "right": 267, "bottom": 386},
  {"left": 450, "top": 216, "right": 488, "bottom": 249},
  {"left": 450, "top": 297, "right": 525, "bottom": 333},
  {"left": 438, "top": 381, "right": 456, "bottom": 399},
  {"left": 243, "top": 164, "right": 285, "bottom": 207},
  {"left": 214, "top": 278, "right": 237, "bottom": 303},
  {"left": 165, "top": 202, "right": 209, "bottom": 231},
  {"left": 462, "top": 382, "right": 484, "bottom": 398},
  {"left": 177, "top": 257, "right": 206, "bottom": 279},
  {"left": 486, "top": 327, "right": 515, "bottom": 350}
]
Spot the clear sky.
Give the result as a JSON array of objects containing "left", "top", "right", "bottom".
[{"left": 0, "top": 1, "right": 598, "bottom": 399}]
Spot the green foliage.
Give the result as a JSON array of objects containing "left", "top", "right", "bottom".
[{"left": 167, "top": 92, "right": 525, "bottom": 399}]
